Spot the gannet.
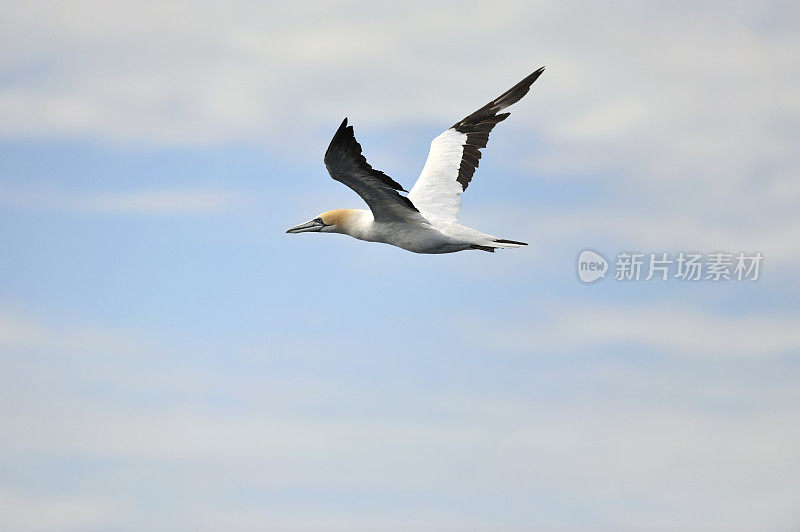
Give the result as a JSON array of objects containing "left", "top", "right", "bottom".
[{"left": 286, "top": 67, "right": 545, "bottom": 253}]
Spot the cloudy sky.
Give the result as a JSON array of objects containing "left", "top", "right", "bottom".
[{"left": 1, "top": 1, "right": 799, "bottom": 530}]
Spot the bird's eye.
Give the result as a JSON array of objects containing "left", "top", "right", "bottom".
[{"left": 314, "top": 217, "right": 324, "bottom": 224}]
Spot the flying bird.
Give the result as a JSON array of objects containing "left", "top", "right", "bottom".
[{"left": 286, "top": 67, "right": 545, "bottom": 253}]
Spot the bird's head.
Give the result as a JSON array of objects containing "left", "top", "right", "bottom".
[{"left": 285, "top": 209, "right": 356, "bottom": 235}]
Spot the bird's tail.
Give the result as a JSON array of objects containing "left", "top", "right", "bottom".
[
  {"left": 470, "top": 238, "right": 529, "bottom": 252},
  {"left": 493, "top": 238, "right": 529, "bottom": 248}
]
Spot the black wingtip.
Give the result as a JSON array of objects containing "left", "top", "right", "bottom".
[
  {"left": 331, "top": 118, "right": 349, "bottom": 139},
  {"left": 324, "top": 114, "right": 412, "bottom": 201},
  {"left": 329, "top": 118, "right": 349, "bottom": 149},
  {"left": 453, "top": 67, "right": 545, "bottom": 130},
  {"left": 525, "top": 66, "right": 546, "bottom": 85}
]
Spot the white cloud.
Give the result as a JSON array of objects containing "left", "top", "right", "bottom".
[
  {"left": 0, "top": 1, "right": 797, "bottom": 157},
  {"left": 2, "top": 0, "right": 799, "bottom": 247},
  {"left": 0, "top": 308, "right": 142, "bottom": 355},
  {"left": 0, "top": 489, "right": 121, "bottom": 531},
  {"left": 463, "top": 303, "right": 800, "bottom": 358},
  {"left": 0, "top": 183, "right": 244, "bottom": 215},
  {"left": 456, "top": 203, "right": 800, "bottom": 277},
  {"left": 2, "top": 306, "right": 800, "bottom": 529}
]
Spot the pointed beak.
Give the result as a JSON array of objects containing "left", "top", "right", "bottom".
[{"left": 286, "top": 219, "right": 324, "bottom": 234}]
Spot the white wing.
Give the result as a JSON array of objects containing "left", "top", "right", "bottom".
[
  {"left": 408, "top": 128, "right": 468, "bottom": 223},
  {"left": 408, "top": 67, "right": 545, "bottom": 224}
]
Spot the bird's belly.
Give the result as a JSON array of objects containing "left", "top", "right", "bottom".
[{"left": 361, "top": 222, "right": 468, "bottom": 254}]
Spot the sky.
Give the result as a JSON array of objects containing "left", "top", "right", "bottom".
[{"left": 1, "top": 1, "right": 800, "bottom": 530}]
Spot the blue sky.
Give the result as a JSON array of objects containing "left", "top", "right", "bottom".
[{"left": 1, "top": 1, "right": 800, "bottom": 530}]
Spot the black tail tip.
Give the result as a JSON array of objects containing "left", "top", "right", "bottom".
[
  {"left": 470, "top": 245, "right": 496, "bottom": 252},
  {"left": 494, "top": 238, "right": 529, "bottom": 246}
]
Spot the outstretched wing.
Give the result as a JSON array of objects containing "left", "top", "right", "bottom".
[
  {"left": 324, "top": 118, "right": 425, "bottom": 223},
  {"left": 408, "top": 67, "right": 545, "bottom": 223}
]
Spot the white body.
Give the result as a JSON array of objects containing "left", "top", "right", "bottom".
[{"left": 335, "top": 209, "right": 521, "bottom": 254}]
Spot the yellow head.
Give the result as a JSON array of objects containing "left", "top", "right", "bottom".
[{"left": 285, "top": 209, "right": 359, "bottom": 234}]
